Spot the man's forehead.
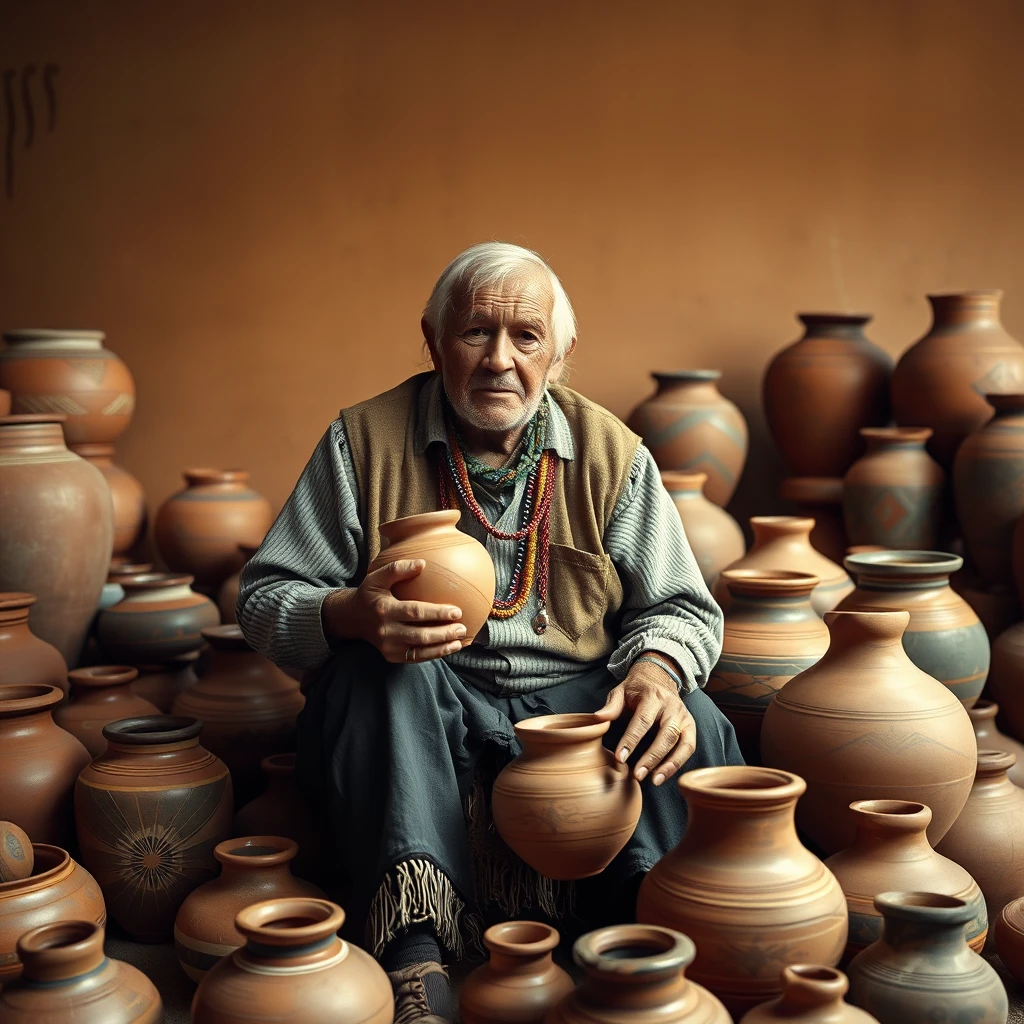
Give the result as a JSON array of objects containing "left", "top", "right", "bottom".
[{"left": 451, "top": 271, "right": 554, "bottom": 318}]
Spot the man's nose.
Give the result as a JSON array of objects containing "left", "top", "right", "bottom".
[{"left": 483, "top": 330, "right": 515, "bottom": 372}]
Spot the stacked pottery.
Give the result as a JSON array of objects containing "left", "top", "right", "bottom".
[
  {"left": 0, "top": 822, "right": 32, "bottom": 882},
  {"left": 218, "top": 542, "right": 260, "bottom": 623},
  {"left": 0, "top": 593, "right": 68, "bottom": 693},
  {"left": 739, "top": 966, "right": 879, "bottom": 1024},
  {"left": 69, "top": 443, "right": 146, "bottom": 558},
  {"left": 995, "top": 899, "right": 1024, "bottom": 983},
  {"left": 131, "top": 651, "right": 200, "bottom": 712},
  {"left": 967, "top": 701, "right": 1024, "bottom": 786},
  {"left": 779, "top": 477, "right": 848, "bottom": 564}
]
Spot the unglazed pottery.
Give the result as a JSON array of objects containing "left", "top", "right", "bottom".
[
  {"left": 0, "top": 389, "right": 9, "bottom": 415},
  {"left": 739, "top": 966, "right": 879, "bottom": 1024},
  {"left": 217, "top": 543, "right": 260, "bottom": 623},
  {"left": 989, "top": 623, "right": 1024, "bottom": 736},
  {"left": 0, "top": 592, "right": 68, "bottom": 694},
  {"left": 891, "top": 290, "right": 1024, "bottom": 468},
  {"left": 131, "top": 651, "right": 200, "bottom": 712},
  {"left": 955, "top": 573, "right": 1021, "bottom": 642},
  {"left": 706, "top": 570, "right": 829, "bottom": 764},
  {"left": 846, "top": 892, "right": 1007, "bottom": 1024},
  {"left": 0, "top": 920, "right": 162, "bottom": 1022},
  {"left": 98, "top": 561, "right": 154, "bottom": 613},
  {"left": 75, "top": 715, "right": 234, "bottom": 942},
  {"left": 636, "top": 766, "right": 848, "bottom": 1015},
  {"left": 0, "top": 415, "right": 114, "bottom": 665},
  {"left": 626, "top": 370, "right": 748, "bottom": 507},
  {"left": 367, "top": 510, "right": 496, "bottom": 644},
  {"left": 492, "top": 713, "right": 641, "bottom": 880},
  {"left": 189, "top": 897, "right": 393, "bottom": 1024},
  {"left": 0, "top": 822, "right": 32, "bottom": 882},
  {"left": 780, "top": 477, "right": 848, "bottom": 564},
  {"left": 54, "top": 666, "right": 159, "bottom": 756},
  {"left": 838, "top": 551, "right": 989, "bottom": 707},
  {"left": 460, "top": 920, "right": 574, "bottom": 1023},
  {"left": 547, "top": 924, "right": 731, "bottom": 1024},
  {"left": 69, "top": 443, "right": 146, "bottom": 557},
  {"left": 995, "top": 898, "right": 1024, "bottom": 983},
  {"left": 823, "top": 800, "right": 986, "bottom": 958},
  {"left": 760, "top": 610, "right": 976, "bottom": 854},
  {"left": 967, "top": 701, "right": 1024, "bottom": 786}
]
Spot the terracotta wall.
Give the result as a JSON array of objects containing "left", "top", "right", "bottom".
[{"left": 3, "top": 0, "right": 1024, "bottom": 531}]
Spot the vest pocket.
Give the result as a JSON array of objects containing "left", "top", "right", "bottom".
[{"left": 547, "top": 544, "right": 612, "bottom": 644}]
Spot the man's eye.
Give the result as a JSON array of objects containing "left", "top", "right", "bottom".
[
  {"left": 519, "top": 332, "right": 538, "bottom": 342},
  {"left": 465, "top": 327, "right": 488, "bottom": 337}
]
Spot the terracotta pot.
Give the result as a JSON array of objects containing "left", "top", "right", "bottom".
[
  {"left": 0, "top": 329, "right": 135, "bottom": 445},
  {"left": 713, "top": 516, "right": 853, "bottom": 616},
  {"left": 989, "top": 624, "right": 1024, "bottom": 744},
  {"left": 843, "top": 428, "right": 945, "bottom": 549},
  {"left": 739, "top": 965, "right": 879, "bottom": 1024},
  {"left": 760, "top": 610, "right": 976, "bottom": 854},
  {"left": 154, "top": 468, "right": 273, "bottom": 590},
  {"left": 846, "top": 892, "right": 1007, "bottom": 1024},
  {"left": 75, "top": 715, "right": 234, "bottom": 942},
  {"left": 547, "top": 923, "right": 730, "bottom": 1024},
  {"left": 0, "top": 593, "right": 68, "bottom": 694},
  {"left": 0, "top": 844, "right": 105, "bottom": 983},
  {"left": 764, "top": 313, "right": 893, "bottom": 478},
  {"left": 459, "top": 920, "right": 574, "bottom": 1024},
  {"left": 53, "top": 665, "right": 160, "bottom": 757},
  {"left": 172, "top": 625, "right": 305, "bottom": 803},
  {"left": 97, "top": 571, "right": 219, "bottom": 663},
  {"left": 967, "top": 701, "right": 1024, "bottom": 786},
  {"left": 492, "top": 713, "right": 641, "bottom": 880},
  {"left": 190, "top": 897, "right": 393, "bottom": 1024},
  {"left": 706, "top": 570, "right": 829, "bottom": 764},
  {"left": 780, "top": 477, "right": 848, "bottom": 564},
  {"left": 823, "top": 799, "right": 987, "bottom": 959},
  {"left": 636, "top": 765, "right": 848, "bottom": 1015},
  {"left": 0, "top": 920, "right": 162, "bottom": 1022},
  {"left": 174, "top": 835, "right": 325, "bottom": 982},
  {"left": 837, "top": 551, "right": 989, "bottom": 708},
  {"left": 0, "top": 389, "right": 9, "bottom": 415},
  {"left": 69, "top": 443, "right": 146, "bottom": 557},
  {"left": 0, "top": 415, "right": 114, "bottom": 666},
  {"left": 218, "top": 542, "right": 260, "bottom": 624},
  {"left": 98, "top": 561, "right": 154, "bottom": 612},
  {"left": 367, "top": 510, "right": 496, "bottom": 644},
  {"left": 0, "top": 822, "right": 32, "bottom": 882},
  {"left": 891, "top": 290, "right": 1024, "bottom": 468},
  {"left": 954, "top": 573, "right": 1021, "bottom": 642},
  {"left": 995, "top": 897, "right": 1024, "bottom": 983},
  {"left": 626, "top": 370, "right": 748, "bottom": 507},
  {"left": 661, "top": 471, "right": 745, "bottom": 588},
  {"left": 131, "top": 651, "right": 200, "bottom": 712}
]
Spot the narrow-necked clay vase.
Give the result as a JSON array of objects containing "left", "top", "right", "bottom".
[
  {"left": 460, "top": 920, "right": 574, "bottom": 1023},
  {"left": 190, "top": 897, "right": 393, "bottom": 1023},
  {"left": 54, "top": 666, "right": 159, "bottom": 756},
  {"left": 995, "top": 897, "right": 1024, "bottom": 983},
  {"left": 75, "top": 715, "right": 234, "bottom": 942},
  {"left": 0, "top": 822, "right": 32, "bottom": 882},
  {"left": 492, "top": 713, "right": 641, "bottom": 880},
  {"left": 0, "top": 415, "right": 114, "bottom": 665},
  {"left": 780, "top": 477, "right": 848, "bottom": 564},
  {"left": 0, "top": 845, "right": 105, "bottom": 983},
  {"left": 837, "top": 551, "right": 989, "bottom": 708},
  {"left": 217, "top": 543, "right": 260, "bottom": 624},
  {"left": 706, "top": 570, "right": 829, "bottom": 764},
  {"left": 0, "top": 593, "right": 68, "bottom": 694},
  {"left": 174, "top": 835, "right": 326, "bottom": 981},
  {"left": 764, "top": 313, "right": 893, "bottom": 478},
  {"left": 627, "top": 370, "right": 748, "bottom": 507},
  {"left": 68, "top": 443, "right": 146, "bottom": 558},
  {"left": 739, "top": 965, "right": 879, "bottom": 1024},
  {"left": 547, "top": 924, "right": 730, "bottom": 1024},
  {"left": 636, "top": 766, "right": 848, "bottom": 1015},
  {"left": 131, "top": 651, "right": 201, "bottom": 712},
  {"left": 0, "top": 920, "right": 162, "bottom": 1022},
  {"left": 846, "top": 892, "right": 1007, "bottom": 1024},
  {"left": 967, "top": 701, "right": 1024, "bottom": 786},
  {"left": 714, "top": 517, "right": 853, "bottom": 616},
  {"left": 662, "top": 471, "right": 745, "bottom": 588},
  {"left": 823, "top": 800, "right": 987, "bottom": 959}
]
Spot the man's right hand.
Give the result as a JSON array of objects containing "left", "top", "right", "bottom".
[{"left": 321, "top": 559, "right": 467, "bottom": 664}]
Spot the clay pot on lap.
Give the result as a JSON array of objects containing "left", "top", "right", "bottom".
[
  {"left": 54, "top": 666, "right": 159, "bottom": 757},
  {"left": 995, "top": 898, "right": 1024, "bottom": 983},
  {"left": 0, "top": 593, "right": 68, "bottom": 694},
  {"left": 69, "top": 443, "right": 146, "bottom": 558},
  {"left": 131, "top": 651, "right": 200, "bottom": 713},
  {"left": 218, "top": 543, "right": 260, "bottom": 624},
  {"left": 739, "top": 965, "right": 880, "bottom": 1024},
  {"left": 967, "top": 701, "right": 1024, "bottom": 786},
  {"left": 780, "top": 477, "right": 848, "bottom": 564}
]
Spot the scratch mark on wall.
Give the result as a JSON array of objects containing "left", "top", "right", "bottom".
[
  {"left": 21, "top": 65, "right": 36, "bottom": 149},
  {"left": 2, "top": 63, "right": 61, "bottom": 199}
]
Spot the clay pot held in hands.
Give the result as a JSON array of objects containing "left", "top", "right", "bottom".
[
  {"left": 218, "top": 543, "right": 260, "bottom": 624},
  {"left": 739, "top": 966, "right": 879, "bottom": 1024},
  {"left": 54, "top": 666, "right": 160, "bottom": 756},
  {"left": 995, "top": 898, "right": 1024, "bottom": 983},
  {"left": 636, "top": 766, "right": 848, "bottom": 1015},
  {"left": 0, "top": 593, "right": 68, "bottom": 694},
  {"left": 69, "top": 443, "right": 146, "bottom": 557},
  {"left": 492, "top": 713, "right": 641, "bottom": 880},
  {"left": 0, "top": 822, "right": 32, "bottom": 882},
  {"left": 779, "top": 477, "right": 848, "bottom": 564},
  {"left": 967, "top": 701, "right": 1024, "bottom": 786},
  {"left": 131, "top": 651, "right": 200, "bottom": 712}
]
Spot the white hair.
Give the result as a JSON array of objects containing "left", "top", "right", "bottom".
[{"left": 423, "top": 241, "right": 577, "bottom": 359}]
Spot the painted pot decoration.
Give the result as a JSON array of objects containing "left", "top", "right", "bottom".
[
  {"left": 0, "top": 822, "right": 32, "bottom": 882},
  {"left": 131, "top": 651, "right": 200, "bottom": 713},
  {"left": 54, "top": 666, "right": 160, "bottom": 757},
  {"left": 739, "top": 965, "right": 879, "bottom": 1024},
  {"left": 779, "top": 476, "right": 848, "bottom": 564},
  {"left": 0, "top": 592, "right": 68, "bottom": 694},
  {"left": 995, "top": 897, "right": 1024, "bottom": 984},
  {"left": 69, "top": 443, "right": 146, "bottom": 557},
  {"left": 218, "top": 543, "right": 260, "bottom": 624},
  {"left": 967, "top": 701, "right": 1024, "bottom": 787}
]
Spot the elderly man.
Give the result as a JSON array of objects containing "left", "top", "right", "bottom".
[{"left": 238, "top": 241, "right": 741, "bottom": 1024}]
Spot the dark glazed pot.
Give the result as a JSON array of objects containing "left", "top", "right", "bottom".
[
  {"left": 54, "top": 666, "right": 159, "bottom": 757},
  {"left": 779, "top": 477, "right": 848, "bottom": 564},
  {"left": 739, "top": 965, "right": 879, "bottom": 1024},
  {"left": 0, "top": 592, "right": 68, "bottom": 694},
  {"left": 967, "top": 701, "right": 1024, "bottom": 786}
]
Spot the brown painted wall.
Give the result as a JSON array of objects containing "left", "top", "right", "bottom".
[{"left": 3, "top": 0, "right": 1024, "bottom": 532}]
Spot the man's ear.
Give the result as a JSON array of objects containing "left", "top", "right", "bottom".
[
  {"left": 422, "top": 317, "right": 442, "bottom": 372},
  {"left": 547, "top": 335, "right": 577, "bottom": 384}
]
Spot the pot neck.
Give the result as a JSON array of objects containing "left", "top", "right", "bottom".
[
  {"left": 972, "top": 749, "right": 1016, "bottom": 791},
  {"left": 0, "top": 684, "right": 64, "bottom": 723},
  {"left": 877, "top": 894, "right": 973, "bottom": 954},
  {"left": 927, "top": 291, "right": 1002, "bottom": 327},
  {"left": 820, "top": 610, "right": 910, "bottom": 667},
  {"left": 797, "top": 313, "right": 871, "bottom": 340},
  {"left": 183, "top": 468, "right": 249, "bottom": 489},
  {"left": 660, "top": 471, "right": 708, "bottom": 499},
  {"left": 776, "top": 966, "right": 850, "bottom": 1015},
  {"left": 749, "top": 517, "right": 814, "bottom": 554},
  {"left": 16, "top": 921, "right": 106, "bottom": 985},
  {"left": 984, "top": 393, "right": 1024, "bottom": 418},
  {"left": 0, "top": 595, "right": 32, "bottom": 629},
  {"left": 0, "top": 417, "right": 70, "bottom": 455},
  {"left": 68, "top": 443, "right": 115, "bottom": 465},
  {"left": 846, "top": 801, "right": 933, "bottom": 860},
  {"left": 514, "top": 714, "right": 610, "bottom": 762},
  {"left": 236, "top": 899, "right": 346, "bottom": 972}
]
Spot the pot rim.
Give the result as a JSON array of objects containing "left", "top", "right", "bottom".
[
  {"left": 573, "top": 924, "right": 694, "bottom": 976},
  {"left": 0, "top": 844, "right": 70, "bottom": 895},
  {"left": 235, "top": 897, "right": 345, "bottom": 947},
  {"left": 968, "top": 699, "right": 998, "bottom": 720},
  {"left": 873, "top": 891, "right": 973, "bottom": 926},
  {"left": 859, "top": 425, "right": 933, "bottom": 444},
  {"left": 0, "top": 591, "right": 36, "bottom": 610},
  {"left": 117, "top": 572, "right": 196, "bottom": 591},
  {"left": 679, "top": 764, "right": 806, "bottom": 803},
  {"left": 651, "top": 369, "right": 721, "bottom": 383},
  {"left": 513, "top": 712, "right": 610, "bottom": 743},
  {"left": 182, "top": 467, "right": 250, "bottom": 485},
  {"left": 0, "top": 413, "right": 69, "bottom": 427},
  {"left": 843, "top": 550, "right": 962, "bottom": 578},
  {"left": 101, "top": 714, "right": 202, "bottom": 745},
  {"left": 2, "top": 328, "right": 106, "bottom": 343},
  {"left": 976, "top": 748, "right": 1016, "bottom": 774},
  {"left": 215, "top": 836, "right": 298, "bottom": 867},
  {"left": 720, "top": 568, "right": 820, "bottom": 597},
  {"left": 0, "top": 683, "right": 64, "bottom": 716},
  {"left": 483, "top": 920, "right": 560, "bottom": 957},
  {"left": 68, "top": 665, "right": 138, "bottom": 688},
  {"left": 660, "top": 470, "right": 708, "bottom": 492},
  {"left": 848, "top": 798, "right": 931, "bottom": 830},
  {"left": 780, "top": 964, "right": 849, "bottom": 999},
  {"left": 16, "top": 920, "right": 104, "bottom": 980},
  {"left": 750, "top": 515, "right": 815, "bottom": 533},
  {"left": 260, "top": 752, "right": 296, "bottom": 776},
  {"left": 797, "top": 312, "right": 872, "bottom": 327},
  {"left": 1000, "top": 897, "right": 1024, "bottom": 936},
  {"left": 378, "top": 509, "right": 462, "bottom": 534}
]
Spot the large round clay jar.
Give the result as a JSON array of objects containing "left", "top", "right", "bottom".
[
  {"left": 69, "top": 443, "right": 146, "bottom": 557},
  {"left": 846, "top": 892, "right": 1007, "bottom": 1024},
  {"left": 0, "top": 415, "right": 114, "bottom": 666},
  {"left": 995, "top": 898, "right": 1024, "bottom": 983},
  {"left": 0, "top": 329, "right": 135, "bottom": 445},
  {"left": 190, "top": 897, "right": 393, "bottom": 1024},
  {"left": 967, "top": 701, "right": 1024, "bottom": 786},
  {"left": 626, "top": 370, "right": 748, "bottom": 507},
  {"left": 780, "top": 477, "right": 848, "bottom": 564},
  {"left": 987, "top": 624, "right": 1024, "bottom": 742},
  {"left": 764, "top": 313, "right": 893, "bottom": 478},
  {"left": 131, "top": 651, "right": 200, "bottom": 712},
  {"left": 0, "top": 845, "right": 105, "bottom": 983},
  {"left": 218, "top": 543, "right": 260, "bottom": 623},
  {"left": 0, "top": 920, "right": 162, "bottom": 1023},
  {"left": 75, "top": 715, "right": 234, "bottom": 942},
  {"left": 96, "top": 572, "right": 219, "bottom": 663},
  {"left": 760, "top": 610, "right": 976, "bottom": 855},
  {"left": 661, "top": 471, "right": 745, "bottom": 588},
  {"left": 459, "top": 920, "right": 574, "bottom": 1024},
  {"left": 53, "top": 666, "right": 159, "bottom": 757},
  {"left": 823, "top": 800, "right": 987, "bottom": 959},
  {"left": 0, "top": 685, "right": 90, "bottom": 848},
  {"left": 843, "top": 429, "right": 945, "bottom": 549},
  {"left": 706, "top": 570, "right": 829, "bottom": 764},
  {"left": 636, "top": 766, "right": 848, "bottom": 1015},
  {"left": 173, "top": 835, "right": 325, "bottom": 982},
  {"left": 547, "top": 924, "right": 730, "bottom": 1024},
  {"left": 0, "top": 593, "right": 68, "bottom": 694},
  {"left": 837, "top": 551, "right": 989, "bottom": 708},
  {"left": 492, "top": 713, "right": 641, "bottom": 880},
  {"left": 172, "top": 625, "right": 305, "bottom": 803},
  {"left": 367, "top": 510, "right": 496, "bottom": 644},
  {"left": 891, "top": 290, "right": 1024, "bottom": 468},
  {"left": 739, "top": 966, "right": 879, "bottom": 1024},
  {"left": 713, "top": 517, "right": 853, "bottom": 616},
  {"left": 154, "top": 468, "right": 273, "bottom": 590}
]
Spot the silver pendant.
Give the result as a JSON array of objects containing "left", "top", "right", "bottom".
[{"left": 532, "top": 608, "right": 549, "bottom": 635}]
